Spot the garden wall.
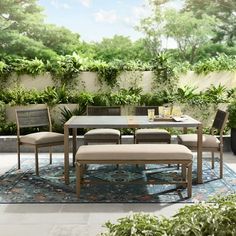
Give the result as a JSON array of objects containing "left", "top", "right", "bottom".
[
  {"left": 179, "top": 71, "right": 236, "bottom": 91},
  {"left": 8, "top": 71, "right": 236, "bottom": 92},
  {"left": 4, "top": 71, "right": 235, "bottom": 126}
]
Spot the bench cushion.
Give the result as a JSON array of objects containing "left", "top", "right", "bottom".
[{"left": 76, "top": 144, "right": 192, "bottom": 161}]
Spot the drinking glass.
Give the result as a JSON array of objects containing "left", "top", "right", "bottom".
[
  {"left": 163, "top": 106, "right": 171, "bottom": 118},
  {"left": 147, "top": 109, "right": 155, "bottom": 121},
  {"left": 172, "top": 105, "right": 182, "bottom": 117},
  {"left": 158, "top": 106, "right": 164, "bottom": 118}
]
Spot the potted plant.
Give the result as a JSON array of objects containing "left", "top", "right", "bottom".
[{"left": 228, "top": 97, "right": 236, "bottom": 155}]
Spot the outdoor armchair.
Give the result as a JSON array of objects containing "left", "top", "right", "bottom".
[
  {"left": 84, "top": 106, "right": 121, "bottom": 145},
  {"left": 134, "top": 106, "right": 171, "bottom": 144},
  {"left": 16, "top": 107, "right": 64, "bottom": 175},
  {"left": 178, "top": 109, "right": 229, "bottom": 178}
]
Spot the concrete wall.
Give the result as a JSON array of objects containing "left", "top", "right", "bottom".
[
  {"left": 8, "top": 73, "right": 54, "bottom": 90},
  {"left": 179, "top": 71, "right": 236, "bottom": 92},
  {"left": 7, "top": 71, "right": 236, "bottom": 92}
]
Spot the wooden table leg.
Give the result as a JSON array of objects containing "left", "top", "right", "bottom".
[
  {"left": 64, "top": 124, "right": 70, "bottom": 185},
  {"left": 197, "top": 124, "right": 203, "bottom": 184},
  {"left": 72, "top": 128, "right": 77, "bottom": 166},
  {"left": 183, "top": 127, "right": 188, "bottom": 134}
]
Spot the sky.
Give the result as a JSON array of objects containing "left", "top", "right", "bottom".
[
  {"left": 38, "top": 0, "right": 151, "bottom": 42},
  {"left": 38, "top": 0, "right": 183, "bottom": 43}
]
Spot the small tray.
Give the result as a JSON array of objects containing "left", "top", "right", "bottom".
[{"left": 153, "top": 116, "right": 175, "bottom": 121}]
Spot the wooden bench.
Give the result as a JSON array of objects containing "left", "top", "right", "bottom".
[{"left": 75, "top": 144, "right": 193, "bottom": 198}]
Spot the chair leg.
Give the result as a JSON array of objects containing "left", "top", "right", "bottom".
[
  {"left": 187, "top": 162, "right": 192, "bottom": 198},
  {"left": 35, "top": 146, "right": 39, "bottom": 176},
  {"left": 211, "top": 152, "right": 214, "bottom": 169},
  {"left": 182, "top": 165, "right": 187, "bottom": 180},
  {"left": 135, "top": 139, "right": 140, "bottom": 168},
  {"left": 49, "top": 146, "right": 52, "bottom": 164},
  {"left": 17, "top": 142, "right": 21, "bottom": 169},
  {"left": 76, "top": 162, "right": 83, "bottom": 198},
  {"left": 220, "top": 150, "right": 223, "bottom": 179}
]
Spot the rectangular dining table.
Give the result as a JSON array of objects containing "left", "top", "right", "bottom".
[{"left": 64, "top": 115, "right": 202, "bottom": 184}]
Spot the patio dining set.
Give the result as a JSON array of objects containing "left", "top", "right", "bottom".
[{"left": 15, "top": 105, "right": 229, "bottom": 199}]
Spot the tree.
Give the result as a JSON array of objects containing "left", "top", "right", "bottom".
[
  {"left": 30, "top": 24, "right": 81, "bottom": 55},
  {"left": 92, "top": 35, "right": 151, "bottom": 62},
  {"left": 138, "top": 3, "right": 217, "bottom": 63},
  {"left": 183, "top": 0, "right": 236, "bottom": 46},
  {"left": 163, "top": 9, "right": 216, "bottom": 63},
  {"left": 137, "top": 8, "right": 163, "bottom": 56},
  {"left": 0, "top": 31, "right": 58, "bottom": 60},
  {"left": 0, "top": 0, "right": 44, "bottom": 32},
  {"left": 0, "top": 0, "right": 82, "bottom": 60}
]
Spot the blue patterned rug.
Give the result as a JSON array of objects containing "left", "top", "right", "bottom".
[{"left": 0, "top": 156, "right": 235, "bottom": 203}]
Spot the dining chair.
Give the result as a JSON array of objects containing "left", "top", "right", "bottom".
[
  {"left": 177, "top": 109, "right": 229, "bottom": 178},
  {"left": 134, "top": 106, "right": 171, "bottom": 144},
  {"left": 84, "top": 106, "right": 121, "bottom": 145},
  {"left": 16, "top": 107, "right": 64, "bottom": 175}
]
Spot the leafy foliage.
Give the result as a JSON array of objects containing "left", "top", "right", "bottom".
[
  {"left": 110, "top": 88, "right": 142, "bottom": 106},
  {"left": 193, "top": 54, "right": 236, "bottom": 74},
  {"left": 183, "top": 0, "right": 236, "bottom": 46},
  {"left": 102, "top": 213, "right": 169, "bottom": 236},
  {"left": 48, "top": 53, "right": 82, "bottom": 86},
  {"left": 0, "top": 101, "right": 5, "bottom": 123},
  {"left": 163, "top": 9, "right": 217, "bottom": 64},
  {"left": 101, "top": 193, "right": 236, "bottom": 236},
  {"left": 0, "top": 122, "right": 16, "bottom": 135},
  {"left": 151, "top": 52, "right": 178, "bottom": 95},
  {"left": 0, "top": 60, "right": 12, "bottom": 86},
  {"left": 228, "top": 95, "right": 236, "bottom": 129},
  {"left": 0, "top": 83, "right": 230, "bottom": 108},
  {"left": 11, "top": 57, "right": 46, "bottom": 76},
  {"left": 59, "top": 105, "right": 86, "bottom": 125},
  {"left": 97, "top": 61, "right": 121, "bottom": 87}
]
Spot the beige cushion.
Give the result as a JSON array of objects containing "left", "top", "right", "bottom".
[
  {"left": 84, "top": 128, "right": 120, "bottom": 140},
  {"left": 135, "top": 128, "right": 171, "bottom": 141},
  {"left": 76, "top": 144, "right": 192, "bottom": 161},
  {"left": 20, "top": 132, "right": 64, "bottom": 145},
  {"left": 178, "top": 134, "right": 220, "bottom": 148}
]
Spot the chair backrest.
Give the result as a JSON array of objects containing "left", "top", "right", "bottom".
[
  {"left": 135, "top": 106, "right": 159, "bottom": 116},
  {"left": 16, "top": 108, "right": 52, "bottom": 131},
  {"left": 87, "top": 106, "right": 121, "bottom": 116},
  {"left": 211, "top": 109, "right": 229, "bottom": 134}
]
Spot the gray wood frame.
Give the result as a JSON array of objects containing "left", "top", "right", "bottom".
[
  {"left": 76, "top": 159, "right": 192, "bottom": 198},
  {"left": 16, "top": 108, "right": 64, "bottom": 175},
  {"left": 178, "top": 109, "right": 228, "bottom": 178},
  {"left": 64, "top": 115, "right": 202, "bottom": 185},
  {"left": 84, "top": 106, "right": 121, "bottom": 145},
  {"left": 134, "top": 106, "right": 171, "bottom": 144}
]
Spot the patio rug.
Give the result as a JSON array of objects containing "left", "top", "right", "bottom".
[{"left": 0, "top": 156, "right": 236, "bottom": 203}]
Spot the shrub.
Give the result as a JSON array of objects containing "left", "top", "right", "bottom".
[
  {"left": 228, "top": 95, "right": 236, "bottom": 129},
  {"left": 101, "top": 194, "right": 236, "bottom": 236}
]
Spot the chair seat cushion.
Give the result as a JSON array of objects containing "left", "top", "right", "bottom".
[
  {"left": 76, "top": 144, "right": 192, "bottom": 161},
  {"left": 84, "top": 128, "right": 120, "bottom": 140},
  {"left": 135, "top": 128, "right": 171, "bottom": 140},
  {"left": 20, "top": 132, "right": 64, "bottom": 145},
  {"left": 177, "top": 134, "right": 220, "bottom": 148}
]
